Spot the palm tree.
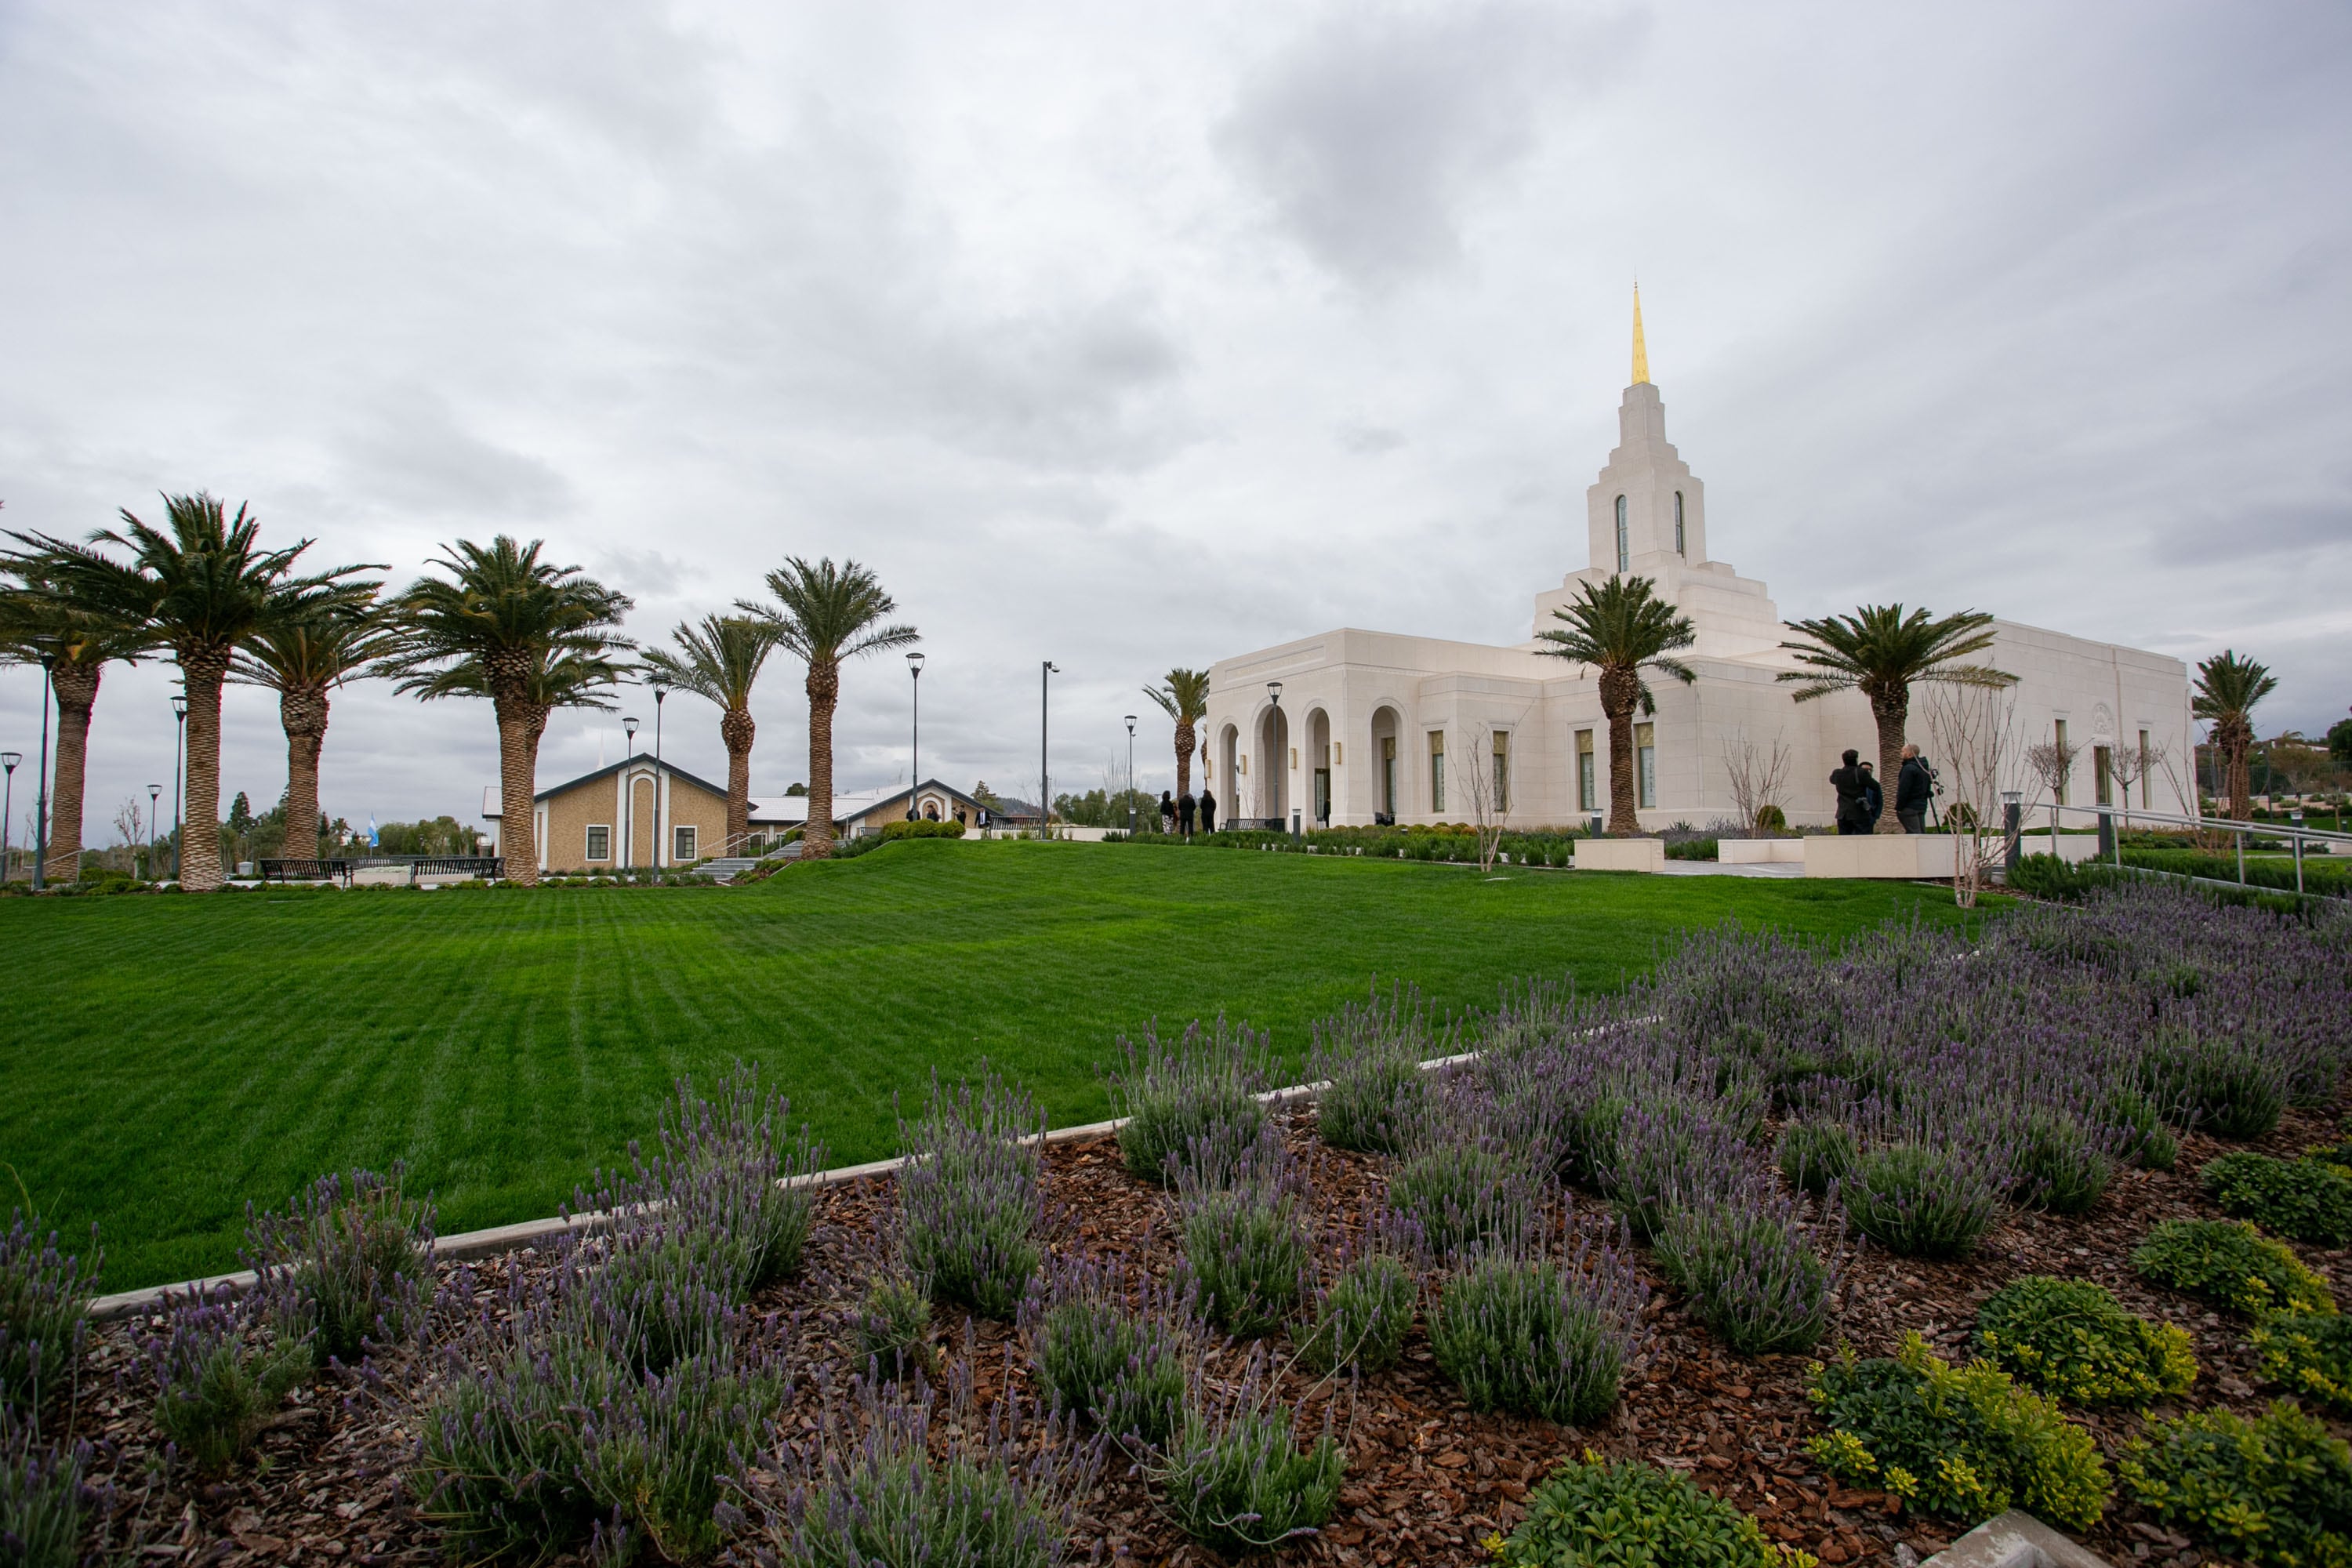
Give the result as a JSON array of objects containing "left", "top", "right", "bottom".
[
  {"left": 379, "top": 537, "right": 633, "bottom": 887},
  {"left": 1534, "top": 575, "right": 1697, "bottom": 836},
  {"left": 230, "top": 591, "right": 394, "bottom": 861},
  {"left": 0, "top": 568, "right": 147, "bottom": 881},
  {"left": 639, "top": 615, "right": 779, "bottom": 850},
  {"left": 1144, "top": 668, "right": 1211, "bottom": 804},
  {"left": 738, "top": 557, "right": 918, "bottom": 861},
  {"left": 1777, "top": 604, "right": 2016, "bottom": 833},
  {"left": 2193, "top": 649, "right": 2276, "bottom": 822},
  {"left": 6, "top": 493, "right": 372, "bottom": 891}
]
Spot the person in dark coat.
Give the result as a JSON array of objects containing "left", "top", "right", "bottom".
[
  {"left": 1178, "top": 790, "right": 1196, "bottom": 837},
  {"left": 1829, "top": 749, "right": 1868, "bottom": 835},
  {"left": 1199, "top": 789, "right": 1217, "bottom": 833},
  {"left": 1859, "top": 762, "right": 1884, "bottom": 829},
  {"left": 1896, "top": 744, "right": 1933, "bottom": 834},
  {"left": 1160, "top": 791, "right": 1175, "bottom": 834}
]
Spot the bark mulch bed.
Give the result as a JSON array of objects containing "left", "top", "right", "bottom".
[{"left": 62, "top": 1096, "right": 2352, "bottom": 1568}]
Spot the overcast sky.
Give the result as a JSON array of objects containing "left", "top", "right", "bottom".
[{"left": 3, "top": 1, "right": 2347, "bottom": 840}]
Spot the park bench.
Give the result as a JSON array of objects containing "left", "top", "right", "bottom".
[
  {"left": 407, "top": 855, "right": 503, "bottom": 884},
  {"left": 259, "top": 858, "right": 355, "bottom": 887}
]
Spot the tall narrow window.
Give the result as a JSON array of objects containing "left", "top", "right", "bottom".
[
  {"left": 585, "top": 825, "right": 611, "bottom": 862},
  {"left": 2138, "top": 728, "right": 2151, "bottom": 808},
  {"left": 1381, "top": 735, "right": 1397, "bottom": 815},
  {"left": 1635, "top": 722, "right": 1656, "bottom": 809},
  {"left": 1491, "top": 731, "right": 1511, "bottom": 814},
  {"left": 1429, "top": 731, "right": 1446, "bottom": 814},
  {"left": 2053, "top": 720, "right": 2070, "bottom": 805},
  {"left": 2093, "top": 746, "right": 2113, "bottom": 807},
  {"left": 1576, "top": 729, "right": 1595, "bottom": 813},
  {"left": 1674, "top": 492, "right": 1685, "bottom": 556},
  {"left": 1614, "top": 495, "right": 1628, "bottom": 573}
]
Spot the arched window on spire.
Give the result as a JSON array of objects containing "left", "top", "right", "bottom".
[
  {"left": 1614, "top": 495, "right": 1628, "bottom": 573},
  {"left": 1675, "top": 492, "right": 1685, "bottom": 557}
]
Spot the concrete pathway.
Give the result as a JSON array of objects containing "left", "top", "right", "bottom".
[{"left": 1656, "top": 858, "right": 1806, "bottom": 878}]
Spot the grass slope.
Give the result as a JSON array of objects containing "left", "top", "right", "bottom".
[{"left": 0, "top": 841, "right": 1974, "bottom": 1288}]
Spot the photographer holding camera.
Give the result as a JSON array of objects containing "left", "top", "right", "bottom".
[{"left": 1896, "top": 743, "right": 1936, "bottom": 834}]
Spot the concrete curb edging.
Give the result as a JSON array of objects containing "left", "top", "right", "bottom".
[
  {"left": 1921, "top": 1512, "right": 2112, "bottom": 1568},
  {"left": 85, "top": 1050, "right": 1484, "bottom": 1323}
]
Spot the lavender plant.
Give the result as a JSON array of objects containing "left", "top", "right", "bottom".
[
  {"left": 144, "top": 1287, "right": 312, "bottom": 1475},
  {"left": 1174, "top": 1126, "right": 1312, "bottom": 1338},
  {"left": 1777, "top": 1119, "right": 1857, "bottom": 1197},
  {"left": 896, "top": 1070, "right": 1046, "bottom": 1320},
  {"left": 1842, "top": 1142, "right": 2006, "bottom": 1259},
  {"left": 852, "top": 1272, "right": 935, "bottom": 1381},
  {"left": 0, "top": 1416, "right": 99, "bottom": 1568},
  {"left": 1296, "top": 1245, "right": 1417, "bottom": 1377},
  {"left": 1598, "top": 1098, "right": 1752, "bottom": 1243},
  {"left": 2140, "top": 1029, "right": 2287, "bottom": 1140},
  {"left": 1655, "top": 1188, "right": 1842, "bottom": 1356},
  {"left": 1149, "top": 1345, "right": 1345, "bottom": 1553},
  {"left": 1018, "top": 1250, "right": 1194, "bottom": 1445},
  {"left": 1305, "top": 984, "right": 1436, "bottom": 1155},
  {"left": 747, "top": 1355, "right": 1100, "bottom": 1568},
  {"left": 1388, "top": 1134, "right": 1543, "bottom": 1261},
  {"left": 246, "top": 1166, "right": 434, "bottom": 1364},
  {"left": 0, "top": 1214, "right": 96, "bottom": 1417},
  {"left": 1428, "top": 1229, "right": 1644, "bottom": 1425},
  {"left": 2009, "top": 1109, "right": 2115, "bottom": 1216},
  {"left": 1107, "top": 1016, "right": 1271, "bottom": 1183},
  {"left": 576, "top": 1221, "right": 746, "bottom": 1374}
]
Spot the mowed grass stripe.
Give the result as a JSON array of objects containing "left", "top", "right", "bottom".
[{"left": 0, "top": 841, "right": 1975, "bottom": 1287}]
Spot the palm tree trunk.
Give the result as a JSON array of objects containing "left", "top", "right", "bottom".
[
  {"left": 804, "top": 660, "right": 838, "bottom": 860},
  {"left": 281, "top": 684, "right": 328, "bottom": 862},
  {"left": 179, "top": 648, "right": 230, "bottom": 891},
  {"left": 721, "top": 706, "right": 755, "bottom": 847},
  {"left": 42, "top": 661, "right": 99, "bottom": 882},
  {"left": 1600, "top": 670, "right": 1641, "bottom": 836},
  {"left": 1174, "top": 719, "right": 1195, "bottom": 800},
  {"left": 1871, "top": 686, "right": 1908, "bottom": 833},
  {"left": 494, "top": 699, "right": 543, "bottom": 886}
]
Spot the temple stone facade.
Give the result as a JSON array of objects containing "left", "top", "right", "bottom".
[{"left": 1202, "top": 303, "right": 2194, "bottom": 833}]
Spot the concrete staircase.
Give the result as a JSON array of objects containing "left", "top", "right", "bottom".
[{"left": 699, "top": 844, "right": 800, "bottom": 882}]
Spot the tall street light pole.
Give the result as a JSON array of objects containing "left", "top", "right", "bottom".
[
  {"left": 624, "top": 715, "right": 641, "bottom": 868},
  {"left": 652, "top": 683, "right": 669, "bottom": 869},
  {"left": 172, "top": 690, "right": 187, "bottom": 880},
  {"left": 1124, "top": 714, "right": 1137, "bottom": 834},
  {"left": 1040, "top": 661, "right": 1058, "bottom": 833},
  {"left": 1, "top": 751, "right": 19, "bottom": 884},
  {"left": 31, "top": 655, "right": 55, "bottom": 891},
  {"left": 148, "top": 784, "right": 162, "bottom": 880},
  {"left": 1266, "top": 680, "right": 1283, "bottom": 829},
  {"left": 906, "top": 652, "right": 925, "bottom": 819}
]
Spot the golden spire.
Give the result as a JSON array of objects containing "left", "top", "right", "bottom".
[{"left": 1631, "top": 282, "right": 1650, "bottom": 385}]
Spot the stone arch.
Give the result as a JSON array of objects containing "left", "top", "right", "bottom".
[
  {"left": 1369, "top": 704, "right": 1403, "bottom": 820},
  {"left": 1306, "top": 706, "right": 1333, "bottom": 825},
  {"left": 1217, "top": 723, "right": 1240, "bottom": 821},
  {"left": 1254, "top": 703, "right": 1290, "bottom": 824}
]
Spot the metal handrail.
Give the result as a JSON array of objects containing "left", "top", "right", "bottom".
[{"left": 2026, "top": 801, "right": 2348, "bottom": 896}]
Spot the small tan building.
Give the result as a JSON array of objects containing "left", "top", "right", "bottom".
[{"left": 532, "top": 757, "right": 734, "bottom": 874}]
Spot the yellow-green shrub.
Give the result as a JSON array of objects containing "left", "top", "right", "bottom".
[{"left": 1972, "top": 1276, "right": 2196, "bottom": 1407}]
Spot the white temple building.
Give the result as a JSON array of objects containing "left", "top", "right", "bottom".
[{"left": 1201, "top": 296, "right": 2194, "bottom": 833}]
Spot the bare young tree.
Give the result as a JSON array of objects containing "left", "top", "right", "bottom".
[
  {"left": 111, "top": 795, "right": 147, "bottom": 877},
  {"left": 2024, "top": 736, "right": 2079, "bottom": 841},
  {"left": 1926, "top": 683, "right": 2024, "bottom": 908},
  {"left": 1722, "top": 732, "right": 1793, "bottom": 834},
  {"left": 2106, "top": 738, "right": 2169, "bottom": 835},
  {"left": 1459, "top": 726, "right": 1510, "bottom": 873}
]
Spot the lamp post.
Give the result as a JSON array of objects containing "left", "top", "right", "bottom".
[
  {"left": 2002, "top": 789, "right": 2023, "bottom": 877},
  {"left": 623, "top": 716, "right": 641, "bottom": 868},
  {"left": 1266, "top": 680, "right": 1283, "bottom": 828},
  {"left": 1, "top": 751, "right": 18, "bottom": 884},
  {"left": 148, "top": 784, "right": 162, "bottom": 880},
  {"left": 171, "top": 690, "right": 187, "bottom": 880},
  {"left": 1040, "top": 661, "right": 1058, "bottom": 833},
  {"left": 1124, "top": 714, "right": 1137, "bottom": 834},
  {"left": 652, "top": 682, "right": 668, "bottom": 868},
  {"left": 32, "top": 655, "right": 55, "bottom": 891},
  {"left": 907, "top": 652, "right": 926, "bottom": 819}
]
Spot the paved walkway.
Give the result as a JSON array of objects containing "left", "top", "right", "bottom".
[{"left": 1656, "top": 859, "right": 1806, "bottom": 878}]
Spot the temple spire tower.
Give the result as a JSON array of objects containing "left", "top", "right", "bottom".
[{"left": 1526, "top": 289, "right": 1785, "bottom": 657}]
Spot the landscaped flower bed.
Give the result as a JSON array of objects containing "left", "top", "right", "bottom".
[{"left": 6, "top": 882, "right": 2350, "bottom": 1567}]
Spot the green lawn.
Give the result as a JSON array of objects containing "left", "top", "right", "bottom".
[{"left": 0, "top": 841, "right": 1978, "bottom": 1290}]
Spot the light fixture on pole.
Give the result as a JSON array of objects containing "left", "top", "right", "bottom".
[
  {"left": 622, "top": 715, "right": 641, "bottom": 867},
  {"left": 1266, "top": 681, "right": 1283, "bottom": 828},
  {"left": 171, "top": 690, "right": 187, "bottom": 880},
  {"left": 1124, "top": 714, "right": 1137, "bottom": 835},
  {"left": 0, "top": 750, "right": 19, "bottom": 884},
  {"left": 907, "top": 652, "right": 926, "bottom": 820},
  {"left": 1040, "top": 662, "right": 1059, "bottom": 833},
  {"left": 32, "top": 655, "right": 56, "bottom": 891},
  {"left": 624, "top": 716, "right": 640, "bottom": 752},
  {"left": 652, "top": 681, "right": 668, "bottom": 869},
  {"left": 148, "top": 784, "right": 162, "bottom": 880}
]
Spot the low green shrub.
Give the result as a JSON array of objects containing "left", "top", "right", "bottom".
[
  {"left": 1970, "top": 1276, "right": 2196, "bottom": 1406},
  {"left": 851, "top": 1274, "right": 933, "bottom": 1380},
  {"left": 2120, "top": 1400, "right": 2352, "bottom": 1567},
  {"left": 1295, "top": 1251, "right": 1415, "bottom": 1376},
  {"left": 1488, "top": 1452, "right": 1817, "bottom": 1568},
  {"left": 1805, "top": 1332, "right": 2108, "bottom": 1531},
  {"left": 877, "top": 818, "right": 966, "bottom": 841},
  {"left": 2009, "top": 1112, "right": 2114, "bottom": 1216},
  {"left": 2252, "top": 1313, "right": 2352, "bottom": 1414},
  {"left": 2132, "top": 1218, "right": 2336, "bottom": 1317},
  {"left": 2200, "top": 1152, "right": 2352, "bottom": 1246},
  {"left": 1428, "top": 1247, "right": 1643, "bottom": 1426},
  {"left": 2103, "top": 1087, "right": 2178, "bottom": 1171},
  {"left": 145, "top": 1292, "right": 313, "bottom": 1475},
  {"left": 0, "top": 1214, "right": 96, "bottom": 1415},
  {"left": 1776, "top": 1120, "right": 1855, "bottom": 1197},
  {"left": 2142, "top": 1032, "right": 2287, "bottom": 1140}
]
